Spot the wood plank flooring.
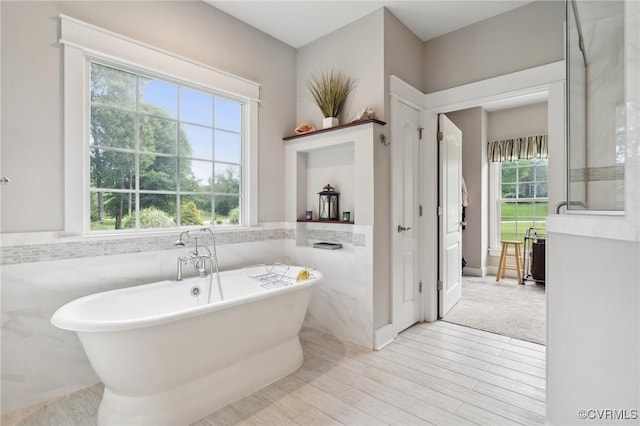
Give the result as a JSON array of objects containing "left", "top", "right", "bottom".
[{"left": 4, "top": 321, "right": 546, "bottom": 426}]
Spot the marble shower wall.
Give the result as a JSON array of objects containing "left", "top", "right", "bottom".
[
  {"left": 568, "top": 0, "right": 588, "bottom": 206},
  {"left": 586, "top": 6, "right": 625, "bottom": 210},
  {"left": 569, "top": 1, "right": 625, "bottom": 210}
]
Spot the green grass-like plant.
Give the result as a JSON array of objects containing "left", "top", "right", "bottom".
[
  {"left": 307, "top": 70, "right": 354, "bottom": 118},
  {"left": 122, "top": 207, "right": 176, "bottom": 229}
]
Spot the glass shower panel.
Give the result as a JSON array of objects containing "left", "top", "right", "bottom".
[{"left": 566, "top": 0, "right": 625, "bottom": 211}]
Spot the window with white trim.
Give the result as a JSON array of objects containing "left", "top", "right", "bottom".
[
  {"left": 490, "top": 159, "right": 548, "bottom": 246},
  {"left": 90, "top": 62, "right": 243, "bottom": 231},
  {"left": 488, "top": 134, "right": 548, "bottom": 249},
  {"left": 60, "top": 15, "right": 259, "bottom": 235}
]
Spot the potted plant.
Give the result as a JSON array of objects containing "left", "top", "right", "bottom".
[{"left": 306, "top": 70, "right": 354, "bottom": 128}]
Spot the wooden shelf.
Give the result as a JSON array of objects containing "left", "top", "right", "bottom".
[
  {"left": 283, "top": 118, "right": 386, "bottom": 141},
  {"left": 297, "top": 219, "right": 355, "bottom": 225}
]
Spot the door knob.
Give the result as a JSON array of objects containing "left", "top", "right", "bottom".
[{"left": 397, "top": 225, "right": 412, "bottom": 233}]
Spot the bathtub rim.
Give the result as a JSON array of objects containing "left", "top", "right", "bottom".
[{"left": 51, "top": 269, "right": 321, "bottom": 333}]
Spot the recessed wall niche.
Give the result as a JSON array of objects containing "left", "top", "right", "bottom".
[
  {"left": 300, "top": 143, "right": 355, "bottom": 222},
  {"left": 283, "top": 119, "right": 386, "bottom": 248}
]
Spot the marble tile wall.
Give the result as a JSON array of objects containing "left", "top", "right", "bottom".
[
  {"left": 285, "top": 225, "right": 374, "bottom": 349},
  {"left": 1, "top": 226, "right": 287, "bottom": 415},
  {"left": 1, "top": 227, "right": 288, "bottom": 266},
  {"left": 584, "top": 12, "right": 625, "bottom": 170},
  {"left": 292, "top": 221, "right": 366, "bottom": 248},
  {"left": 569, "top": 165, "right": 625, "bottom": 209},
  {"left": 581, "top": 6, "right": 625, "bottom": 209},
  {"left": 1, "top": 222, "right": 373, "bottom": 415},
  {"left": 569, "top": 165, "right": 625, "bottom": 181}
]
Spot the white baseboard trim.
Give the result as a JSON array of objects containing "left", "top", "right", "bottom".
[
  {"left": 486, "top": 265, "right": 522, "bottom": 279},
  {"left": 374, "top": 324, "right": 394, "bottom": 350},
  {"left": 462, "top": 266, "right": 486, "bottom": 277}
]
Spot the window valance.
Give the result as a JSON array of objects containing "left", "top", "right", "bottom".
[{"left": 488, "top": 134, "right": 548, "bottom": 162}]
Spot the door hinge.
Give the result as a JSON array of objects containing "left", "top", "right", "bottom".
[
  {"left": 419, "top": 281, "right": 422, "bottom": 293},
  {"left": 418, "top": 127, "right": 424, "bottom": 140},
  {"left": 419, "top": 205, "right": 423, "bottom": 217},
  {"left": 437, "top": 280, "right": 443, "bottom": 290},
  {"left": 437, "top": 206, "right": 443, "bottom": 216},
  {"left": 437, "top": 131, "right": 443, "bottom": 142}
]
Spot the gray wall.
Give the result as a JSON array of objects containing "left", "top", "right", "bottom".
[
  {"left": 423, "top": 0, "right": 564, "bottom": 93},
  {"left": 295, "top": 7, "right": 424, "bottom": 127},
  {"left": 446, "top": 108, "right": 488, "bottom": 273},
  {"left": 296, "top": 9, "right": 385, "bottom": 127},
  {"left": 487, "top": 102, "right": 549, "bottom": 141},
  {"left": 383, "top": 8, "right": 425, "bottom": 117},
  {"left": 0, "top": 1, "right": 296, "bottom": 232}
]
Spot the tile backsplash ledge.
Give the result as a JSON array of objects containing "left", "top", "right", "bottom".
[{"left": 1, "top": 224, "right": 368, "bottom": 265}]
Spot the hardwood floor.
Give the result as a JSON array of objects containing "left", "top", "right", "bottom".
[{"left": 4, "top": 321, "right": 546, "bottom": 426}]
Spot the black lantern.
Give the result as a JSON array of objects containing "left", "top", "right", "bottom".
[{"left": 318, "top": 184, "right": 339, "bottom": 221}]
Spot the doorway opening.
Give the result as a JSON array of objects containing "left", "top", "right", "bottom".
[
  {"left": 439, "top": 102, "right": 548, "bottom": 345},
  {"left": 389, "top": 61, "right": 564, "bottom": 342}
]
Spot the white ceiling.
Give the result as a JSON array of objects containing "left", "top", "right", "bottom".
[{"left": 206, "top": 1, "right": 534, "bottom": 49}]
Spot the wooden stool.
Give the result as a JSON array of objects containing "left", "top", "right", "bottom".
[{"left": 496, "top": 240, "right": 523, "bottom": 283}]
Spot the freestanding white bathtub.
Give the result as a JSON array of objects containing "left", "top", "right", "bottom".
[{"left": 51, "top": 265, "right": 321, "bottom": 426}]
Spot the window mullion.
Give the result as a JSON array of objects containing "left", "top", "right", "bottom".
[
  {"left": 211, "top": 96, "right": 216, "bottom": 224},
  {"left": 176, "top": 88, "right": 182, "bottom": 227},
  {"left": 135, "top": 75, "right": 141, "bottom": 230}
]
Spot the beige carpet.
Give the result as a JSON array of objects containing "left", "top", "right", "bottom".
[{"left": 443, "top": 275, "right": 546, "bottom": 345}]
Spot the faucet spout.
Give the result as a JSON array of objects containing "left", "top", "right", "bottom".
[{"left": 176, "top": 256, "right": 186, "bottom": 281}]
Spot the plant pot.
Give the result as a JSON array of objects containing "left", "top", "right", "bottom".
[{"left": 322, "top": 117, "right": 339, "bottom": 129}]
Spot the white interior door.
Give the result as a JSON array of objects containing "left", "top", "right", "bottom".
[
  {"left": 392, "top": 100, "right": 421, "bottom": 334},
  {"left": 438, "top": 114, "right": 462, "bottom": 317}
]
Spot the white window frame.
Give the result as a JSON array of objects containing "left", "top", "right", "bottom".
[
  {"left": 489, "top": 159, "right": 548, "bottom": 254},
  {"left": 60, "top": 14, "right": 259, "bottom": 236}
]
